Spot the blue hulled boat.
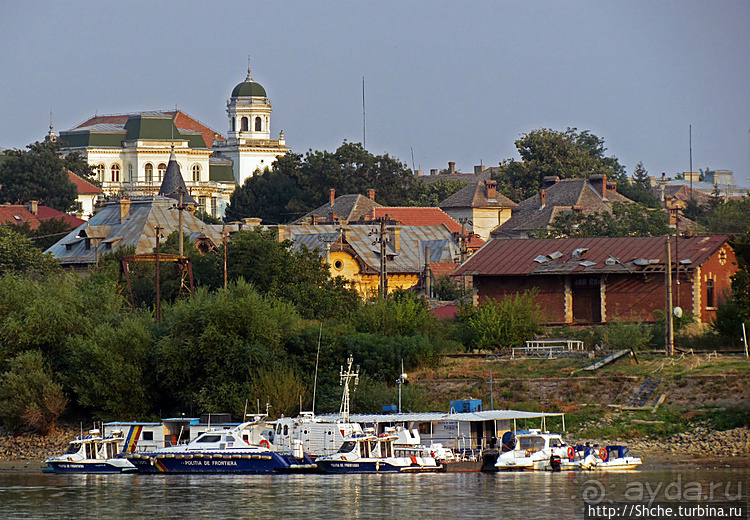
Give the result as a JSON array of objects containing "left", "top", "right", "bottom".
[{"left": 44, "top": 429, "right": 136, "bottom": 474}]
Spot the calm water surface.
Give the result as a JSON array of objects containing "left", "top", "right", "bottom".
[{"left": 1, "top": 468, "right": 747, "bottom": 519}]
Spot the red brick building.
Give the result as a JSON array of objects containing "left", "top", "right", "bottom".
[{"left": 455, "top": 235, "right": 736, "bottom": 325}]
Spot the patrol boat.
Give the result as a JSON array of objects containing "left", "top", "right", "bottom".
[
  {"left": 125, "top": 418, "right": 315, "bottom": 474},
  {"left": 44, "top": 428, "right": 136, "bottom": 473}
]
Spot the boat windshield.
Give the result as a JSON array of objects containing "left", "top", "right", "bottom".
[
  {"left": 64, "top": 443, "right": 80, "bottom": 454},
  {"left": 337, "top": 441, "right": 356, "bottom": 453},
  {"left": 196, "top": 434, "right": 222, "bottom": 443},
  {"left": 549, "top": 438, "right": 564, "bottom": 447},
  {"left": 518, "top": 436, "right": 545, "bottom": 450}
]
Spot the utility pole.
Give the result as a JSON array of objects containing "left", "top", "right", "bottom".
[
  {"left": 155, "top": 225, "right": 163, "bottom": 323},
  {"left": 177, "top": 189, "right": 185, "bottom": 257},
  {"left": 665, "top": 235, "right": 674, "bottom": 356},
  {"left": 487, "top": 369, "right": 496, "bottom": 411},
  {"left": 369, "top": 217, "right": 390, "bottom": 298},
  {"left": 222, "top": 224, "right": 228, "bottom": 290}
]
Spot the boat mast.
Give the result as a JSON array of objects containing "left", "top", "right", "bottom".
[{"left": 339, "top": 355, "right": 359, "bottom": 423}]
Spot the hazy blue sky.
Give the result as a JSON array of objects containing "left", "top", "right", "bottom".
[{"left": 1, "top": 1, "right": 748, "bottom": 184}]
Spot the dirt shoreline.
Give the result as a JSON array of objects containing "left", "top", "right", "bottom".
[{"left": 2, "top": 455, "right": 748, "bottom": 474}]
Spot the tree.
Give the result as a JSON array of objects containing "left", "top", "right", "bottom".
[
  {"left": 0, "top": 140, "right": 80, "bottom": 211},
  {"left": 408, "top": 178, "right": 468, "bottom": 207},
  {"left": 494, "top": 128, "right": 626, "bottom": 202},
  {"left": 547, "top": 201, "right": 671, "bottom": 238},
  {"left": 0, "top": 226, "right": 62, "bottom": 276},
  {"left": 226, "top": 142, "right": 421, "bottom": 223}
]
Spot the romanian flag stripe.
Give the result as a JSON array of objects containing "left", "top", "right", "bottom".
[
  {"left": 154, "top": 459, "right": 168, "bottom": 472},
  {"left": 124, "top": 426, "right": 143, "bottom": 454}
]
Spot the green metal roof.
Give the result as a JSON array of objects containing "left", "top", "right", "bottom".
[
  {"left": 209, "top": 162, "right": 235, "bottom": 182},
  {"left": 231, "top": 81, "right": 267, "bottom": 98}
]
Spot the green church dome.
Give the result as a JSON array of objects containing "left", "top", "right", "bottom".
[{"left": 231, "top": 80, "right": 266, "bottom": 98}]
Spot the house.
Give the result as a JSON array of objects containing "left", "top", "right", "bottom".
[
  {"left": 490, "top": 175, "right": 633, "bottom": 239},
  {"left": 455, "top": 235, "right": 736, "bottom": 325},
  {"left": 438, "top": 179, "right": 517, "bottom": 240},
  {"left": 46, "top": 149, "right": 221, "bottom": 269},
  {"left": 68, "top": 171, "right": 103, "bottom": 219},
  {"left": 0, "top": 201, "right": 84, "bottom": 230},
  {"left": 294, "top": 188, "right": 381, "bottom": 224},
  {"left": 279, "top": 223, "right": 460, "bottom": 298},
  {"left": 57, "top": 64, "right": 288, "bottom": 218}
]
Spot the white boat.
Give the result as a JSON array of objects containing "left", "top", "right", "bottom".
[
  {"left": 495, "top": 430, "right": 578, "bottom": 471},
  {"left": 315, "top": 428, "right": 440, "bottom": 473},
  {"left": 124, "top": 418, "right": 316, "bottom": 474},
  {"left": 270, "top": 412, "right": 363, "bottom": 458},
  {"left": 44, "top": 429, "right": 136, "bottom": 474},
  {"left": 579, "top": 445, "right": 643, "bottom": 470}
]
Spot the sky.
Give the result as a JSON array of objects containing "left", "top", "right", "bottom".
[{"left": 1, "top": 1, "right": 748, "bottom": 185}]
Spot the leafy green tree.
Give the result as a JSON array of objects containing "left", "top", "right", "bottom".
[
  {"left": 227, "top": 142, "right": 421, "bottom": 223},
  {"left": 0, "top": 350, "right": 68, "bottom": 434},
  {"left": 547, "top": 201, "right": 671, "bottom": 238},
  {"left": 0, "top": 227, "right": 61, "bottom": 276},
  {"left": 455, "top": 290, "right": 543, "bottom": 351},
  {"left": 494, "top": 128, "right": 626, "bottom": 202},
  {"left": 351, "top": 293, "right": 434, "bottom": 336},
  {"left": 409, "top": 178, "right": 468, "bottom": 207},
  {"left": 0, "top": 140, "right": 79, "bottom": 211}
]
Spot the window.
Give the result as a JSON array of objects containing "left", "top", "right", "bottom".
[
  {"left": 199, "top": 196, "right": 207, "bottom": 212},
  {"left": 241, "top": 117, "right": 249, "bottom": 132},
  {"left": 110, "top": 164, "right": 120, "bottom": 182},
  {"left": 211, "top": 197, "right": 217, "bottom": 216},
  {"left": 142, "top": 431, "right": 154, "bottom": 441},
  {"left": 334, "top": 260, "right": 344, "bottom": 271},
  {"left": 196, "top": 434, "right": 222, "bottom": 443},
  {"left": 706, "top": 279, "right": 715, "bottom": 308},
  {"left": 127, "top": 163, "right": 133, "bottom": 181},
  {"left": 230, "top": 118, "right": 235, "bottom": 132},
  {"left": 158, "top": 163, "right": 167, "bottom": 181},
  {"left": 95, "top": 164, "right": 105, "bottom": 181},
  {"left": 145, "top": 163, "right": 153, "bottom": 183},
  {"left": 255, "top": 117, "right": 262, "bottom": 131},
  {"left": 192, "top": 164, "right": 201, "bottom": 182}
]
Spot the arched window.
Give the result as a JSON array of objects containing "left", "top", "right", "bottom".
[
  {"left": 192, "top": 164, "right": 201, "bottom": 182},
  {"left": 110, "top": 164, "right": 120, "bottom": 182},
  {"left": 706, "top": 279, "right": 715, "bottom": 308},
  {"left": 158, "top": 163, "right": 167, "bottom": 181},
  {"left": 241, "top": 117, "right": 249, "bottom": 132},
  {"left": 95, "top": 164, "right": 105, "bottom": 181},
  {"left": 145, "top": 163, "right": 153, "bottom": 183},
  {"left": 255, "top": 117, "right": 262, "bottom": 131}
]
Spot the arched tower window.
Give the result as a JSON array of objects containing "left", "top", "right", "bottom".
[
  {"left": 192, "top": 164, "right": 201, "bottom": 182},
  {"left": 111, "top": 164, "right": 120, "bottom": 182},
  {"left": 145, "top": 163, "right": 153, "bottom": 183},
  {"left": 158, "top": 163, "right": 167, "bottom": 181},
  {"left": 95, "top": 164, "right": 105, "bottom": 181},
  {"left": 241, "top": 117, "right": 249, "bottom": 132},
  {"left": 230, "top": 118, "right": 235, "bottom": 132},
  {"left": 255, "top": 117, "right": 262, "bottom": 131}
]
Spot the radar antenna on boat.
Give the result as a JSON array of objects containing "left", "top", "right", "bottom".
[{"left": 339, "top": 355, "right": 359, "bottom": 423}]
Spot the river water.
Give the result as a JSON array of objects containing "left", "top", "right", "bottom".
[{"left": 1, "top": 468, "right": 747, "bottom": 519}]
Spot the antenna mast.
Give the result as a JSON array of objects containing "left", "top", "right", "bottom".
[
  {"left": 362, "top": 76, "right": 366, "bottom": 149},
  {"left": 339, "top": 355, "right": 359, "bottom": 423}
]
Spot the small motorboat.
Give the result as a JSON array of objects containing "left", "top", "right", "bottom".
[
  {"left": 495, "top": 430, "right": 579, "bottom": 471},
  {"left": 579, "top": 445, "right": 642, "bottom": 470},
  {"left": 44, "top": 429, "right": 136, "bottom": 474},
  {"left": 315, "top": 428, "right": 440, "bottom": 473},
  {"left": 124, "top": 419, "right": 315, "bottom": 474}
]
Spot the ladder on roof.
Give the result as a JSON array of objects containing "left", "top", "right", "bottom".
[{"left": 630, "top": 377, "right": 661, "bottom": 407}]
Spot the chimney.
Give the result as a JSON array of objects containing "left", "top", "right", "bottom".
[
  {"left": 277, "top": 225, "right": 288, "bottom": 242},
  {"left": 448, "top": 162, "right": 456, "bottom": 175},
  {"left": 590, "top": 174, "right": 607, "bottom": 199},
  {"left": 367, "top": 188, "right": 376, "bottom": 201},
  {"left": 28, "top": 200, "right": 38, "bottom": 215},
  {"left": 341, "top": 226, "right": 351, "bottom": 242},
  {"left": 542, "top": 176, "right": 560, "bottom": 188},
  {"left": 329, "top": 188, "right": 336, "bottom": 205},
  {"left": 243, "top": 217, "right": 262, "bottom": 227},
  {"left": 391, "top": 227, "right": 401, "bottom": 253},
  {"left": 119, "top": 197, "right": 130, "bottom": 220},
  {"left": 474, "top": 165, "right": 486, "bottom": 174},
  {"left": 540, "top": 189, "right": 546, "bottom": 207},
  {"left": 485, "top": 179, "right": 497, "bottom": 200},
  {"left": 430, "top": 169, "right": 438, "bottom": 176}
]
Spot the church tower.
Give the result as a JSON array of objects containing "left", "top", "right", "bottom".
[{"left": 214, "top": 61, "right": 289, "bottom": 186}]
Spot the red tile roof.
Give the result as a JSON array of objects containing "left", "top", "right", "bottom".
[
  {"left": 371, "top": 206, "right": 485, "bottom": 249},
  {"left": 0, "top": 204, "right": 84, "bottom": 230},
  {"left": 35, "top": 206, "right": 85, "bottom": 228},
  {"left": 456, "top": 235, "right": 732, "bottom": 276},
  {"left": 429, "top": 262, "right": 460, "bottom": 278},
  {"left": 68, "top": 171, "right": 103, "bottom": 195}
]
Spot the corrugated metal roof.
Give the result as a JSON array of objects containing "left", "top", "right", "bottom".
[
  {"left": 318, "top": 410, "right": 563, "bottom": 423},
  {"left": 455, "top": 235, "right": 731, "bottom": 276},
  {"left": 288, "top": 224, "right": 460, "bottom": 273}
]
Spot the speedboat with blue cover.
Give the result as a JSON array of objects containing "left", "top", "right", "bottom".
[
  {"left": 124, "top": 419, "right": 315, "bottom": 474},
  {"left": 579, "top": 444, "right": 642, "bottom": 470},
  {"left": 44, "top": 429, "right": 136, "bottom": 473}
]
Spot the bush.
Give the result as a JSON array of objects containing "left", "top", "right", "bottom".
[
  {"left": 710, "top": 297, "right": 746, "bottom": 346},
  {"left": 352, "top": 293, "right": 434, "bottom": 336},
  {"left": 455, "top": 290, "right": 543, "bottom": 351},
  {"left": 601, "top": 321, "right": 652, "bottom": 351},
  {"left": 0, "top": 350, "right": 68, "bottom": 434}
]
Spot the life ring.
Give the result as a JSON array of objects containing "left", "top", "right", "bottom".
[
  {"left": 567, "top": 447, "right": 575, "bottom": 460},
  {"left": 260, "top": 439, "right": 271, "bottom": 449},
  {"left": 599, "top": 448, "right": 608, "bottom": 461}
]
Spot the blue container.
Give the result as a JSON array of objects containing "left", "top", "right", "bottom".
[
  {"left": 450, "top": 399, "right": 482, "bottom": 413},
  {"left": 382, "top": 404, "right": 398, "bottom": 413}
]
